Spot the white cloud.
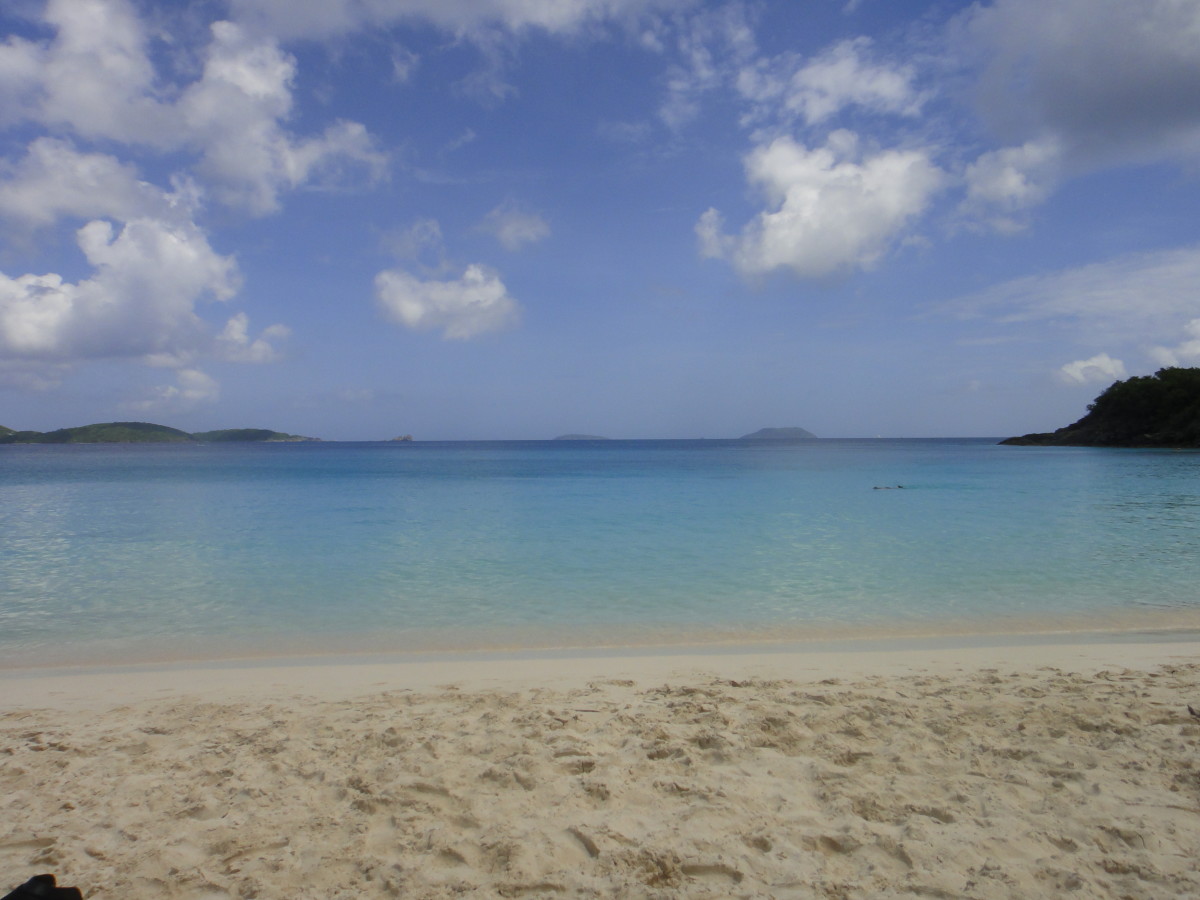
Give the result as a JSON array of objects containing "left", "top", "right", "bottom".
[
  {"left": 942, "top": 246, "right": 1200, "bottom": 382},
  {"left": 180, "top": 22, "right": 386, "bottom": 214},
  {"left": 391, "top": 47, "right": 420, "bottom": 83},
  {"left": 375, "top": 264, "right": 520, "bottom": 339},
  {"left": 694, "top": 207, "right": 728, "bottom": 261},
  {"left": 445, "top": 129, "right": 478, "bottom": 153},
  {"left": 225, "top": 0, "right": 691, "bottom": 116},
  {"left": 216, "top": 312, "right": 290, "bottom": 363},
  {"left": 698, "top": 131, "right": 943, "bottom": 279},
  {"left": 659, "top": 3, "right": 757, "bottom": 129},
  {"left": 453, "top": 40, "right": 521, "bottom": 107},
  {"left": 129, "top": 367, "right": 221, "bottom": 412},
  {"left": 1, "top": 3, "right": 385, "bottom": 217},
  {"left": 960, "top": 0, "right": 1200, "bottom": 170},
  {"left": 0, "top": 31, "right": 48, "bottom": 128},
  {"left": 229, "top": 0, "right": 692, "bottom": 43},
  {"left": 660, "top": 38, "right": 720, "bottom": 129},
  {"left": 1150, "top": 319, "right": 1200, "bottom": 367},
  {"left": 9, "top": 0, "right": 176, "bottom": 145},
  {"left": 1059, "top": 353, "right": 1127, "bottom": 386},
  {"left": 0, "top": 360, "right": 71, "bottom": 391},
  {"left": 738, "top": 37, "right": 923, "bottom": 127},
  {"left": 0, "top": 138, "right": 170, "bottom": 229},
  {"left": 962, "top": 138, "right": 1062, "bottom": 232},
  {"left": 943, "top": 245, "right": 1200, "bottom": 344},
  {"left": 480, "top": 201, "right": 550, "bottom": 251},
  {"left": 0, "top": 217, "right": 239, "bottom": 362},
  {"left": 382, "top": 219, "right": 446, "bottom": 269}
]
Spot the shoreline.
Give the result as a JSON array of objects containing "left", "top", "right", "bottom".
[
  {"left": 6, "top": 604, "right": 1200, "bottom": 677},
  {"left": 5, "top": 626, "right": 1200, "bottom": 711}
]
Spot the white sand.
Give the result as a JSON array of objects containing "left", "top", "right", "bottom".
[{"left": 3, "top": 637, "right": 1200, "bottom": 898}]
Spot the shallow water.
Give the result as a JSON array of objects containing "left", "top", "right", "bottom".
[{"left": 2, "top": 439, "right": 1199, "bottom": 665}]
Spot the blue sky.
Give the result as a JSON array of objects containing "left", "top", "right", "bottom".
[{"left": 2, "top": 0, "right": 1200, "bottom": 440}]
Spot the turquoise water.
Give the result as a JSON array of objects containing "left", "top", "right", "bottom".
[{"left": 2, "top": 439, "right": 1199, "bottom": 665}]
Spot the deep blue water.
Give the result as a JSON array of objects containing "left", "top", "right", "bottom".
[{"left": 2, "top": 439, "right": 1199, "bottom": 665}]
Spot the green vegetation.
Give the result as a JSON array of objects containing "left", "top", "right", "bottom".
[
  {"left": 0, "top": 422, "right": 194, "bottom": 444},
  {"left": 1, "top": 422, "right": 319, "bottom": 444},
  {"left": 1002, "top": 367, "right": 1200, "bottom": 448},
  {"left": 739, "top": 427, "right": 818, "bottom": 440},
  {"left": 192, "top": 428, "right": 316, "bottom": 442}
]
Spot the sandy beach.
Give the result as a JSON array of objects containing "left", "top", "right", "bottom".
[{"left": 4, "top": 636, "right": 1200, "bottom": 899}]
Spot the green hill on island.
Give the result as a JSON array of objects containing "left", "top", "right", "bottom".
[
  {"left": 191, "top": 428, "right": 316, "bottom": 442},
  {"left": 739, "top": 427, "right": 818, "bottom": 440},
  {"left": 1002, "top": 367, "right": 1200, "bottom": 448},
  {"left": 0, "top": 422, "right": 319, "bottom": 444},
  {"left": 0, "top": 422, "right": 194, "bottom": 444}
]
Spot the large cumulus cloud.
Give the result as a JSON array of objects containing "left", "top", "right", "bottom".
[
  {"left": 698, "top": 131, "right": 943, "bottom": 279},
  {"left": 0, "top": 218, "right": 238, "bottom": 362}
]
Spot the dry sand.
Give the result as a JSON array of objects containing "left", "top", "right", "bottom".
[{"left": 3, "top": 638, "right": 1200, "bottom": 899}]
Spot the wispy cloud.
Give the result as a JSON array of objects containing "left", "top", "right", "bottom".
[
  {"left": 126, "top": 367, "right": 221, "bottom": 412},
  {"left": 940, "top": 245, "right": 1200, "bottom": 382},
  {"left": 228, "top": 0, "right": 691, "bottom": 43},
  {"left": 737, "top": 37, "right": 925, "bottom": 128},
  {"left": 941, "top": 245, "right": 1200, "bottom": 341},
  {"left": 479, "top": 200, "right": 550, "bottom": 251}
]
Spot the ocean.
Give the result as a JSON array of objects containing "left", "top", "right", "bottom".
[{"left": 2, "top": 438, "right": 1199, "bottom": 667}]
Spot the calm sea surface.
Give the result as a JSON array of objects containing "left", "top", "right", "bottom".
[{"left": 2, "top": 439, "right": 1199, "bottom": 666}]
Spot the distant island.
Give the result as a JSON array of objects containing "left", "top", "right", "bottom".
[
  {"left": 739, "top": 427, "right": 818, "bottom": 440},
  {"left": 554, "top": 434, "right": 609, "bottom": 441},
  {"left": 192, "top": 428, "right": 319, "bottom": 443},
  {"left": 1001, "top": 367, "right": 1200, "bottom": 448},
  {"left": 0, "top": 422, "right": 320, "bottom": 444}
]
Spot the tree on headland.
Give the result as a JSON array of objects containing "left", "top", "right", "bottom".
[{"left": 1001, "top": 367, "right": 1200, "bottom": 447}]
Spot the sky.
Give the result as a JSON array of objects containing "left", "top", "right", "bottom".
[{"left": 2, "top": 0, "right": 1200, "bottom": 440}]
